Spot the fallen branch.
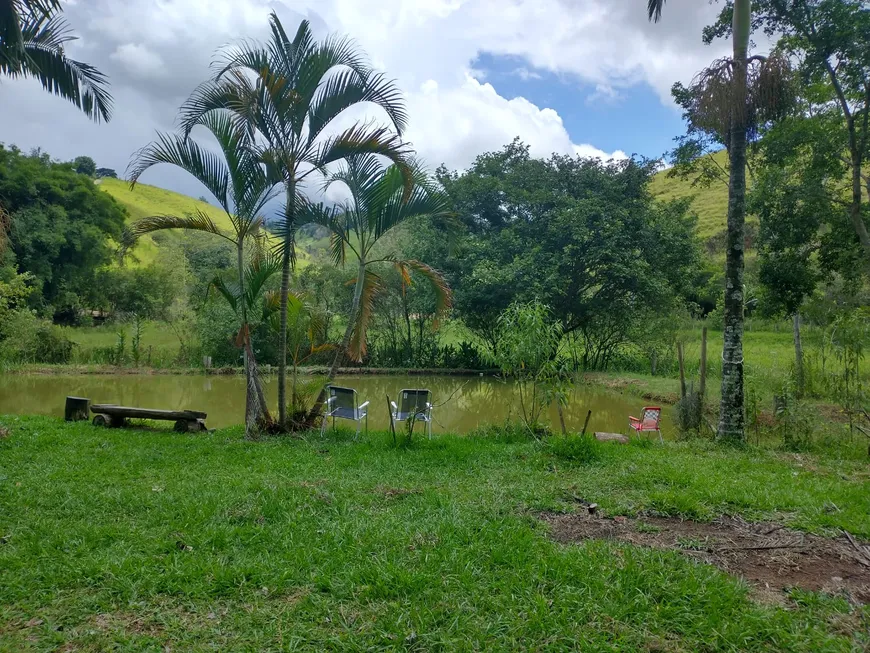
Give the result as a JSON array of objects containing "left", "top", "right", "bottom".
[
  {"left": 714, "top": 543, "right": 806, "bottom": 552},
  {"left": 842, "top": 530, "right": 870, "bottom": 567}
]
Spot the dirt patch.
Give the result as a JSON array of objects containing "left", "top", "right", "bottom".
[{"left": 541, "top": 512, "right": 870, "bottom": 604}]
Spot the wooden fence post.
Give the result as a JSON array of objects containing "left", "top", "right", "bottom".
[
  {"left": 699, "top": 326, "right": 708, "bottom": 401},
  {"left": 677, "top": 342, "right": 687, "bottom": 399}
]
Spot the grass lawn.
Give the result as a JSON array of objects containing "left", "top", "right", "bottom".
[{"left": 1, "top": 416, "right": 868, "bottom": 651}]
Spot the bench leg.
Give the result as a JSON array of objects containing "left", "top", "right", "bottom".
[
  {"left": 174, "top": 419, "right": 206, "bottom": 433},
  {"left": 93, "top": 414, "right": 125, "bottom": 428}
]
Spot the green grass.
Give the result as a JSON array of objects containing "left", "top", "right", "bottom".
[
  {"left": 1, "top": 415, "right": 868, "bottom": 650},
  {"left": 97, "top": 178, "right": 317, "bottom": 267},
  {"left": 648, "top": 150, "right": 758, "bottom": 242}
]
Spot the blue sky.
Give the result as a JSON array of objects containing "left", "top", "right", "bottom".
[{"left": 472, "top": 53, "right": 686, "bottom": 162}]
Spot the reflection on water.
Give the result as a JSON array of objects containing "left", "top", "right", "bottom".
[{"left": 0, "top": 373, "right": 673, "bottom": 435}]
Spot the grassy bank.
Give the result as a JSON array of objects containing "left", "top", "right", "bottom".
[{"left": 1, "top": 416, "right": 868, "bottom": 650}]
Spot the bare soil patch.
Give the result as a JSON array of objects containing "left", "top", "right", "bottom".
[{"left": 541, "top": 512, "right": 870, "bottom": 604}]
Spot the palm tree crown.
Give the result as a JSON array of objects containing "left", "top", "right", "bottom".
[{"left": 1, "top": 0, "right": 112, "bottom": 122}]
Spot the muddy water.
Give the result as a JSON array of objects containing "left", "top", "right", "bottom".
[{"left": 0, "top": 374, "right": 673, "bottom": 435}]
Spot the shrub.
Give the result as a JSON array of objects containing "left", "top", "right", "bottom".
[
  {"left": 0, "top": 310, "right": 74, "bottom": 364},
  {"left": 548, "top": 435, "right": 603, "bottom": 464},
  {"left": 468, "top": 419, "right": 539, "bottom": 442}
]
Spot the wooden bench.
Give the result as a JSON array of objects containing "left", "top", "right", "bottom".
[{"left": 90, "top": 404, "right": 208, "bottom": 432}]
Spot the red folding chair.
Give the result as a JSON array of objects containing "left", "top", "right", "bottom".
[{"left": 629, "top": 406, "right": 662, "bottom": 442}]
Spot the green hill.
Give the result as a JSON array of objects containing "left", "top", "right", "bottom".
[
  {"left": 647, "top": 149, "right": 762, "bottom": 246},
  {"left": 97, "top": 178, "right": 320, "bottom": 266}
]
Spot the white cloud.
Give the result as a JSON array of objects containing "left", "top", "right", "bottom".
[
  {"left": 513, "top": 67, "right": 543, "bottom": 81},
  {"left": 0, "top": 0, "right": 739, "bottom": 199},
  {"left": 405, "top": 74, "right": 625, "bottom": 172},
  {"left": 110, "top": 43, "right": 166, "bottom": 80}
]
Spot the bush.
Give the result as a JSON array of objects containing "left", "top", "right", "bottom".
[
  {"left": 0, "top": 310, "right": 74, "bottom": 364},
  {"left": 548, "top": 435, "right": 603, "bottom": 464},
  {"left": 468, "top": 419, "right": 538, "bottom": 442}
]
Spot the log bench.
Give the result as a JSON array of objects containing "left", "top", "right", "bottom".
[{"left": 90, "top": 404, "right": 208, "bottom": 432}]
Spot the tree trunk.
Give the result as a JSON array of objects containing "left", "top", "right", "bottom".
[
  {"left": 238, "top": 242, "right": 253, "bottom": 436},
  {"left": 793, "top": 311, "right": 804, "bottom": 397},
  {"left": 849, "top": 147, "right": 870, "bottom": 262},
  {"left": 311, "top": 258, "right": 367, "bottom": 418},
  {"left": 717, "top": 0, "right": 749, "bottom": 444},
  {"left": 277, "top": 182, "right": 296, "bottom": 429}
]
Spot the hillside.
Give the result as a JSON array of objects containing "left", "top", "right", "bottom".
[{"left": 97, "top": 178, "right": 321, "bottom": 266}]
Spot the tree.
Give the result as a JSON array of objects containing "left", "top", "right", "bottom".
[
  {"left": 95, "top": 167, "right": 117, "bottom": 179},
  {"left": 438, "top": 140, "right": 701, "bottom": 368},
  {"left": 488, "top": 300, "right": 569, "bottom": 436},
  {"left": 126, "top": 112, "right": 278, "bottom": 435},
  {"left": 177, "top": 13, "right": 411, "bottom": 429},
  {"left": 73, "top": 155, "right": 95, "bottom": 176},
  {"left": 707, "top": 0, "right": 870, "bottom": 267},
  {"left": 310, "top": 154, "right": 452, "bottom": 418},
  {"left": 0, "top": 0, "right": 112, "bottom": 122},
  {"left": 0, "top": 144, "right": 126, "bottom": 315},
  {"left": 650, "top": 0, "right": 793, "bottom": 442}
]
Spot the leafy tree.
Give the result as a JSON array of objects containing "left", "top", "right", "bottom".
[
  {"left": 95, "top": 167, "right": 117, "bottom": 179},
  {"left": 177, "top": 13, "right": 411, "bottom": 429},
  {"left": 438, "top": 141, "right": 700, "bottom": 368},
  {"left": 0, "top": 144, "right": 126, "bottom": 316},
  {"left": 297, "top": 263, "right": 353, "bottom": 343},
  {"left": 310, "top": 154, "right": 452, "bottom": 418},
  {"left": 0, "top": 0, "right": 112, "bottom": 122},
  {"left": 73, "top": 155, "right": 95, "bottom": 176},
  {"left": 488, "top": 300, "right": 569, "bottom": 437},
  {"left": 126, "top": 113, "right": 278, "bottom": 434}
]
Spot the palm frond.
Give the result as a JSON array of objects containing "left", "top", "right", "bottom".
[
  {"left": 127, "top": 132, "right": 231, "bottom": 210},
  {"left": 392, "top": 259, "right": 453, "bottom": 326},
  {"left": 305, "top": 122, "right": 411, "bottom": 190},
  {"left": 647, "top": 0, "right": 666, "bottom": 22},
  {"left": 306, "top": 69, "right": 407, "bottom": 146},
  {"left": 8, "top": 11, "right": 113, "bottom": 122},
  {"left": 348, "top": 270, "right": 382, "bottom": 361},
  {"left": 209, "top": 274, "right": 240, "bottom": 314},
  {"left": 243, "top": 254, "right": 282, "bottom": 314},
  {"left": 262, "top": 289, "right": 282, "bottom": 324},
  {"left": 126, "top": 210, "right": 230, "bottom": 243}
]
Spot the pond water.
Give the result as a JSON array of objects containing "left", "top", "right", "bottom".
[{"left": 0, "top": 374, "right": 673, "bottom": 436}]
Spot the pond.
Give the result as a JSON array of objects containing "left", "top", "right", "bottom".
[{"left": 0, "top": 374, "right": 673, "bottom": 436}]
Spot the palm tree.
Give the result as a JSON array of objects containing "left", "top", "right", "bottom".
[
  {"left": 649, "top": 0, "right": 752, "bottom": 443},
  {"left": 309, "top": 154, "right": 453, "bottom": 418},
  {"left": 177, "top": 13, "right": 411, "bottom": 429},
  {"left": 1, "top": 0, "right": 112, "bottom": 122},
  {"left": 125, "top": 112, "right": 278, "bottom": 435}
]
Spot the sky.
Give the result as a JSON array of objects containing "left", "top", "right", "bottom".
[{"left": 0, "top": 0, "right": 735, "bottom": 202}]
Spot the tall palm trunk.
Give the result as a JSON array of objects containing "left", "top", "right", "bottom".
[
  {"left": 238, "top": 242, "right": 252, "bottom": 431},
  {"left": 237, "top": 242, "right": 271, "bottom": 435},
  {"left": 277, "top": 181, "right": 296, "bottom": 428},
  {"left": 717, "top": 0, "right": 750, "bottom": 443},
  {"left": 312, "top": 258, "right": 367, "bottom": 417}
]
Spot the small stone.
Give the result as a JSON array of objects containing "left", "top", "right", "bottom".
[
  {"left": 831, "top": 576, "right": 843, "bottom": 582},
  {"left": 614, "top": 516, "right": 628, "bottom": 524}
]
